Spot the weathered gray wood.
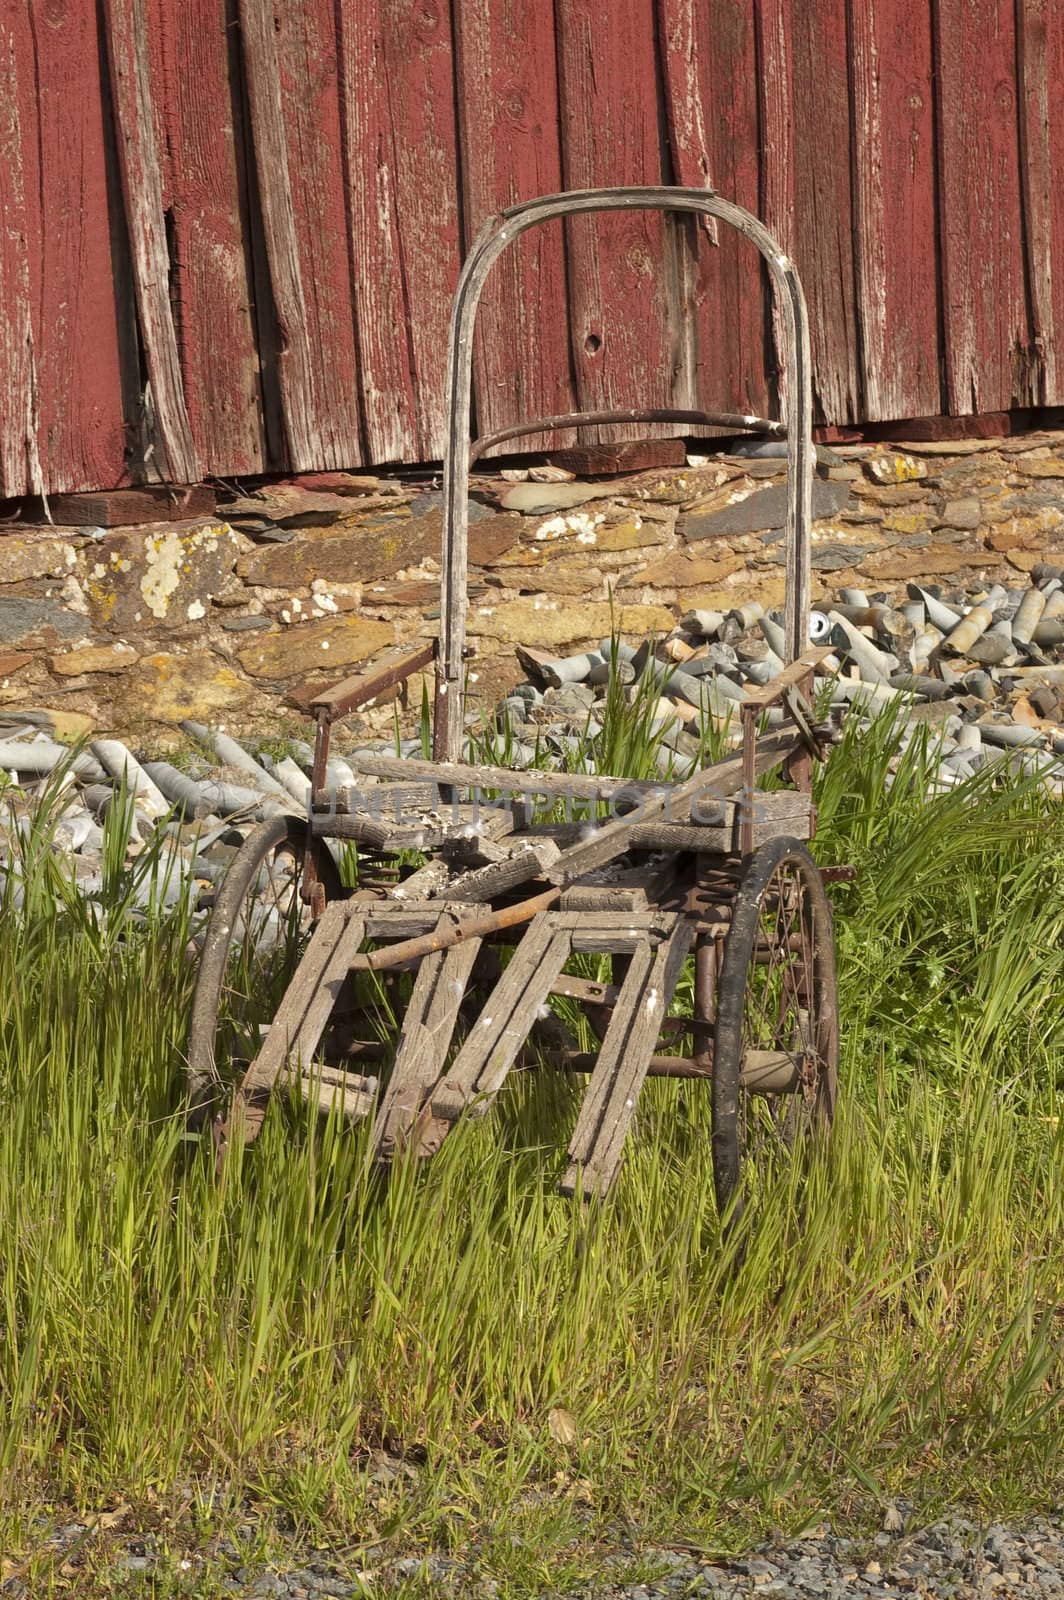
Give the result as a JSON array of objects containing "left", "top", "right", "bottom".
[
  {"left": 318, "top": 781, "right": 442, "bottom": 816},
  {"left": 390, "top": 860, "right": 452, "bottom": 900},
  {"left": 362, "top": 905, "right": 474, "bottom": 939},
  {"left": 559, "top": 885, "right": 649, "bottom": 911},
  {"left": 546, "top": 735, "right": 797, "bottom": 885},
  {"left": 551, "top": 911, "right": 676, "bottom": 933},
  {"left": 561, "top": 918, "right": 695, "bottom": 1198},
  {"left": 428, "top": 917, "right": 572, "bottom": 1121},
  {"left": 316, "top": 805, "right": 513, "bottom": 851},
  {"left": 627, "top": 812, "right": 812, "bottom": 853},
  {"left": 311, "top": 813, "right": 392, "bottom": 848},
  {"left": 296, "top": 1066, "right": 378, "bottom": 1121},
  {"left": 240, "top": 910, "right": 367, "bottom": 1101},
  {"left": 371, "top": 934, "right": 483, "bottom": 1159},
  {"left": 559, "top": 854, "right": 681, "bottom": 911},
  {"left": 439, "top": 840, "right": 560, "bottom": 903},
  {"left": 352, "top": 753, "right": 665, "bottom": 804},
  {"left": 441, "top": 832, "right": 513, "bottom": 868}
]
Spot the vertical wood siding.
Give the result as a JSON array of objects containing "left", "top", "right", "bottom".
[{"left": 1, "top": 0, "right": 1063, "bottom": 496}]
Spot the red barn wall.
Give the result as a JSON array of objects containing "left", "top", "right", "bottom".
[{"left": 1, "top": 0, "right": 1062, "bottom": 497}]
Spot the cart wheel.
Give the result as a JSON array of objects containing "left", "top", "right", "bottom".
[
  {"left": 712, "top": 835, "right": 838, "bottom": 1225},
  {"left": 186, "top": 814, "right": 343, "bottom": 1122}
]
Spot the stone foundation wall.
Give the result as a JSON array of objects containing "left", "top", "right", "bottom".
[{"left": 2, "top": 433, "right": 1063, "bottom": 741}]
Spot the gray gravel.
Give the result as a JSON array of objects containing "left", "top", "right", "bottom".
[{"left": 9, "top": 1509, "right": 1064, "bottom": 1596}]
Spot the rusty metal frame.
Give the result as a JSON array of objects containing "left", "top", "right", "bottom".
[{"left": 434, "top": 185, "right": 815, "bottom": 762}]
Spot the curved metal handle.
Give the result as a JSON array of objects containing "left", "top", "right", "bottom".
[{"left": 434, "top": 185, "right": 814, "bottom": 762}]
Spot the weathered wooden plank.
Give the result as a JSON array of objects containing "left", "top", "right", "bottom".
[
  {"left": 453, "top": 0, "right": 574, "bottom": 454},
  {"left": 335, "top": 0, "right": 418, "bottom": 463},
  {"left": 351, "top": 753, "right": 665, "bottom": 804},
  {"left": 17, "top": 1, "right": 127, "bottom": 494},
  {"left": 429, "top": 920, "right": 572, "bottom": 1119},
  {"left": 1016, "top": 0, "right": 1063, "bottom": 403},
  {"left": 149, "top": 0, "right": 265, "bottom": 472},
  {"left": 655, "top": 0, "right": 721, "bottom": 430},
  {"left": 309, "top": 641, "right": 436, "bottom": 719},
  {"left": 692, "top": 0, "right": 768, "bottom": 419},
  {"left": 0, "top": 16, "right": 43, "bottom": 498},
  {"left": 849, "top": 0, "right": 942, "bottom": 421},
  {"left": 439, "top": 840, "right": 560, "bottom": 904},
  {"left": 296, "top": 1067, "right": 378, "bottom": 1122},
  {"left": 561, "top": 917, "right": 693, "bottom": 1196},
  {"left": 238, "top": 0, "right": 362, "bottom": 470},
  {"left": 370, "top": 934, "right": 483, "bottom": 1158},
  {"left": 103, "top": 0, "right": 199, "bottom": 484},
  {"left": 339, "top": 0, "right": 461, "bottom": 461},
  {"left": 240, "top": 908, "right": 366, "bottom": 1101},
  {"left": 934, "top": 0, "right": 1034, "bottom": 412},
  {"left": 563, "top": 936, "right": 656, "bottom": 1182},
  {"left": 554, "top": 0, "right": 677, "bottom": 440},
  {"left": 545, "top": 733, "right": 796, "bottom": 884},
  {"left": 754, "top": 0, "right": 795, "bottom": 413},
  {"left": 48, "top": 485, "right": 215, "bottom": 527},
  {"left": 790, "top": 0, "right": 860, "bottom": 423}
]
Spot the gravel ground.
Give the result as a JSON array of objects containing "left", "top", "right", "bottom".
[{"left": 9, "top": 1510, "right": 1064, "bottom": 1597}]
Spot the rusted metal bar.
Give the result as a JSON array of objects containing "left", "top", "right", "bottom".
[
  {"left": 356, "top": 890, "right": 560, "bottom": 972},
  {"left": 471, "top": 407, "right": 784, "bottom": 463},
  {"left": 302, "top": 709, "right": 332, "bottom": 914},
  {"left": 529, "top": 1048, "right": 801, "bottom": 1091},
  {"left": 435, "top": 185, "right": 814, "bottom": 761}
]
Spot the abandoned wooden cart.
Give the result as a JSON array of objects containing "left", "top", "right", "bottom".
[{"left": 187, "top": 187, "right": 842, "bottom": 1218}]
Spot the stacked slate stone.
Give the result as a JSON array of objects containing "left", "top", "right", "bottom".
[{"left": 2, "top": 563, "right": 1062, "bottom": 911}]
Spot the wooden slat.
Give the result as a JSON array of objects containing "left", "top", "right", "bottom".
[
  {"left": 103, "top": 0, "right": 199, "bottom": 484},
  {"left": 849, "top": 0, "right": 942, "bottom": 420},
  {"left": 149, "top": 0, "right": 265, "bottom": 472},
  {"left": 934, "top": 0, "right": 1034, "bottom": 412},
  {"left": 654, "top": 0, "right": 713, "bottom": 425},
  {"left": 238, "top": 0, "right": 362, "bottom": 469},
  {"left": 1017, "top": 0, "right": 1064, "bottom": 403},
  {"left": 453, "top": 0, "right": 574, "bottom": 454},
  {"left": 0, "top": 16, "right": 43, "bottom": 498},
  {"left": 439, "top": 840, "right": 560, "bottom": 904},
  {"left": 428, "top": 917, "right": 571, "bottom": 1119},
  {"left": 696, "top": 0, "right": 768, "bottom": 419},
  {"left": 309, "top": 642, "right": 436, "bottom": 718},
  {"left": 754, "top": 0, "right": 795, "bottom": 412},
  {"left": 545, "top": 733, "right": 796, "bottom": 885},
  {"left": 790, "top": 0, "right": 860, "bottom": 423},
  {"left": 351, "top": 753, "right": 666, "bottom": 804},
  {"left": 371, "top": 934, "right": 482, "bottom": 1158},
  {"left": 335, "top": 0, "right": 418, "bottom": 463},
  {"left": 561, "top": 917, "right": 693, "bottom": 1197},
  {"left": 239, "top": 907, "right": 366, "bottom": 1101},
  {"left": 739, "top": 649, "right": 831, "bottom": 709},
  {"left": 554, "top": 0, "right": 678, "bottom": 441},
  {"left": 18, "top": 2, "right": 127, "bottom": 494},
  {"left": 340, "top": 0, "right": 461, "bottom": 460}
]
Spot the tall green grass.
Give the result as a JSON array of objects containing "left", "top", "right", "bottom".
[{"left": 0, "top": 711, "right": 1062, "bottom": 1590}]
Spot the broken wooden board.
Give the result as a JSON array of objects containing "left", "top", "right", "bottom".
[
  {"left": 545, "top": 733, "right": 798, "bottom": 885},
  {"left": 46, "top": 485, "right": 216, "bottom": 527}
]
